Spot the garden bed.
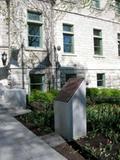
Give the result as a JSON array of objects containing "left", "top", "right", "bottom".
[
  {"left": 55, "top": 132, "right": 120, "bottom": 160},
  {"left": 16, "top": 103, "right": 120, "bottom": 160},
  {"left": 16, "top": 89, "right": 120, "bottom": 160}
]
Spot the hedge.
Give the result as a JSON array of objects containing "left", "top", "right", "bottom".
[
  {"left": 87, "top": 88, "right": 120, "bottom": 104},
  {"left": 29, "top": 89, "right": 59, "bottom": 105}
]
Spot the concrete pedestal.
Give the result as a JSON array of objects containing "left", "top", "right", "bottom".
[
  {"left": 54, "top": 78, "right": 86, "bottom": 141},
  {"left": 4, "top": 88, "right": 26, "bottom": 108}
]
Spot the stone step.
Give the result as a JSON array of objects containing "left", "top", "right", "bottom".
[
  {"left": 41, "top": 133, "right": 65, "bottom": 148},
  {"left": 0, "top": 104, "right": 31, "bottom": 116}
]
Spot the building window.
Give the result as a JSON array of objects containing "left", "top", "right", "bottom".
[
  {"left": 92, "top": 0, "right": 100, "bottom": 8},
  {"left": 60, "top": 69, "right": 77, "bottom": 87},
  {"left": 61, "top": 74, "right": 77, "bottom": 87},
  {"left": 30, "top": 74, "right": 45, "bottom": 91},
  {"left": 97, "top": 73, "right": 105, "bottom": 87},
  {"left": 66, "top": 73, "right": 76, "bottom": 82},
  {"left": 63, "top": 24, "right": 74, "bottom": 53},
  {"left": 115, "top": 0, "right": 120, "bottom": 14},
  {"left": 27, "top": 11, "right": 42, "bottom": 47},
  {"left": 93, "top": 29, "right": 102, "bottom": 55},
  {"left": 117, "top": 33, "right": 120, "bottom": 56}
]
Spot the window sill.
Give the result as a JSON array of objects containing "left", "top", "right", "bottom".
[
  {"left": 93, "top": 55, "right": 105, "bottom": 58},
  {"left": 25, "top": 47, "right": 46, "bottom": 52},
  {"left": 97, "top": 86, "right": 105, "bottom": 88},
  {"left": 62, "top": 53, "right": 77, "bottom": 56}
]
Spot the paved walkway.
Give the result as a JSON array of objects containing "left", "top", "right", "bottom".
[{"left": 0, "top": 103, "right": 66, "bottom": 160}]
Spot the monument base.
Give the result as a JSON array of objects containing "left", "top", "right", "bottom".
[{"left": 4, "top": 88, "right": 26, "bottom": 108}]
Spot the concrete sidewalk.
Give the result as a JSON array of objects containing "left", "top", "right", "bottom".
[{"left": 0, "top": 114, "right": 67, "bottom": 160}]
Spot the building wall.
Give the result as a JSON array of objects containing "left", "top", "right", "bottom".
[
  {"left": 0, "top": 0, "right": 53, "bottom": 91},
  {"left": 0, "top": 1, "right": 9, "bottom": 67},
  {"left": 54, "top": 0, "right": 120, "bottom": 88},
  {"left": 0, "top": 0, "right": 120, "bottom": 89}
]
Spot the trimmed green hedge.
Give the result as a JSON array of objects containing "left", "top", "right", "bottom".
[
  {"left": 29, "top": 89, "right": 59, "bottom": 104},
  {"left": 29, "top": 88, "right": 120, "bottom": 105},
  {"left": 87, "top": 88, "right": 120, "bottom": 104}
]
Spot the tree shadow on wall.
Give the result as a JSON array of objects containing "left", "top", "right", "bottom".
[
  {"left": 9, "top": 48, "right": 19, "bottom": 67},
  {"left": 0, "top": 66, "right": 8, "bottom": 80},
  {"left": 29, "top": 55, "right": 52, "bottom": 74}
]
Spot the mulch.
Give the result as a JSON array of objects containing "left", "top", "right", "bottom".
[{"left": 55, "top": 142, "right": 86, "bottom": 160}]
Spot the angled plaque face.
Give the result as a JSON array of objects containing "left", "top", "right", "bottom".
[{"left": 56, "top": 78, "right": 84, "bottom": 103}]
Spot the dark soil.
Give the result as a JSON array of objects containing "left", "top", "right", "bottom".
[
  {"left": 55, "top": 142, "right": 86, "bottom": 160},
  {"left": 54, "top": 133, "right": 120, "bottom": 160}
]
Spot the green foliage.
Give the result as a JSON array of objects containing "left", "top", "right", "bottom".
[
  {"left": 87, "top": 104, "right": 120, "bottom": 143},
  {"left": 18, "top": 110, "right": 54, "bottom": 134},
  {"left": 29, "top": 89, "right": 59, "bottom": 104},
  {"left": 87, "top": 88, "right": 120, "bottom": 104},
  {"left": 27, "top": 89, "right": 59, "bottom": 130},
  {"left": 49, "top": 89, "right": 59, "bottom": 97}
]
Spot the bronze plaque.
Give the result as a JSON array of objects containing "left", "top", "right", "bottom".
[{"left": 56, "top": 78, "right": 84, "bottom": 103}]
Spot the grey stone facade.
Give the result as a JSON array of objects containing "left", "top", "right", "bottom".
[{"left": 0, "top": 0, "right": 120, "bottom": 91}]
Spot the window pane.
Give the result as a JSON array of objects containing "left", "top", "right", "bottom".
[
  {"left": 97, "top": 81, "right": 103, "bottom": 87},
  {"left": 94, "top": 38, "right": 102, "bottom": 55},
  {"left": 64, "top": 44, "right": 73, "bottom": 52},
  {"left": 63, "top": 24, "right": 73, "bottom": 32},
  {"left": 30, "top": 74, "right": 44, "bottom": 91},
  {"left": 64, "top": 34, "right": 73, "bottom": 52},
  {"left": 94, "top": 38, "right": 101, "bottom": 46},
  {"left": 118, "top": 41, "right": 120, "bottom": 56},
  {"left": 118, "top": 33, "right": 120, "bottom": 39},
  {"left": 94, "top": 47, "right": 101, "bottom": 55},
  {"left": 97, "top": 74, "right": 103, "bottom": 80},
  {"left": 66, "top": 74, "right": 76, "bottom": 82},
  {"left": 28, "top": 36, "right": 40, "bottom": 47},
  {"left": 64, "top": 34, "right": 72, "bottom": 44},
  {"left": 27, "top": 11, "right": 42, "bottom": 48},
  {"left": 28, "top": 24, "right": 40, "bottom": 36},
  {"left": 93, "top": 29, "right": 102, "bottom": 55},
  {"left": 97, "top": 74, "right": 105, "bottom": 87},
  {"left": 92, "top": 0, "right": 100, "bottom": 8},
  {"left": 94, "top": 29, "right": 101, "bottom": 36},
  {"left": 28, "top": 11, "right": 41, "bottom": 21},
  {"left": 28, "top": 23, "right": 41, "bottom": 47},
  {"left": 116, "top": 0, "right": 120, "bottom": 13}
]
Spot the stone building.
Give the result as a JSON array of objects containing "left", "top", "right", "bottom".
[{"left": 0, "top": 0, "right": 120, "bottom": 92}]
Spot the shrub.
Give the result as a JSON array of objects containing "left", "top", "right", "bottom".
[
  {"left": 87, "top": 88, "right": 120, "bottom": 104},
  {"left": 29, "top": 89, "right": 59, "bottom": 104},
  {"left": 87, "top": 104, "right": 120, "bottom": 142},
  {"left": 28, "top": 89, "right": 59, "bottom": 128},
  {"left": 49, "top": 89, "right": 59, "bottom": 98}
]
